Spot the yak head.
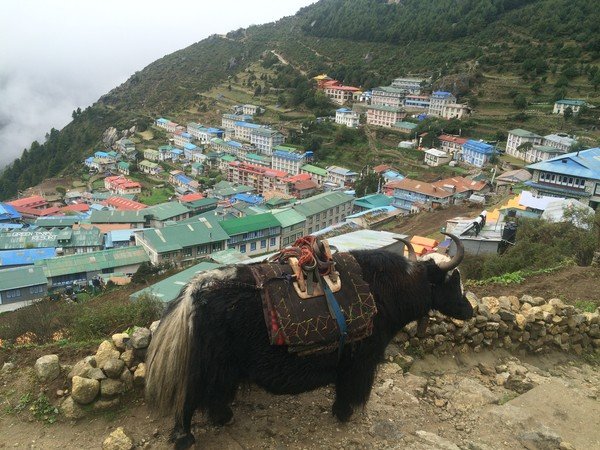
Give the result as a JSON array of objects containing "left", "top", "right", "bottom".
[{"left": 399, "top": 233, "right": 474, "bottom": 323}]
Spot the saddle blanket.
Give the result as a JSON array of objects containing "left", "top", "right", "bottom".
[{"left": 250, "top": 253, "right": 377, "bottom": 355}]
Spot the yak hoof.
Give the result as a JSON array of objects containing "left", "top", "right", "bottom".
[
  {"left": 173, "top": 433, "right": 195, "bottom": 450},
  {"left": 209, "top": 406, "right": 234, "bottom": 426},
  {"left": 332, "top": 401, "right": 353, "bottom": 422}
]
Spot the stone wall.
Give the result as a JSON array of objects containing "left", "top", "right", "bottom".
[{"left": 394, "top": 293, "right": 600, "bottom": 356}]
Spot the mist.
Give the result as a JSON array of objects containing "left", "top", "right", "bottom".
[{"left": 0, "top": 0, "right": 315, "bottom": 168}]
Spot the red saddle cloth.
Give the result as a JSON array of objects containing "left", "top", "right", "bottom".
[{"left": 250, "top": 253, "right": 377, "bottom": 355}]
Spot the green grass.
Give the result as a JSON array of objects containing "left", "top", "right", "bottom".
[
  {"left": 138, "top": 187, "right": 174, "bottom": 206},
  {"left": 91, "top": 179, "right": 105, "bottom": 190},
  {"left": 574, "top": 300, "right": 598, "bottom": 313}
]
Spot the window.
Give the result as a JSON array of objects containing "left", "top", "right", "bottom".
[
  {"left": 29, "top": 286, "right": 44, "bottom": 295},
  {"left": 250, "top": 242, "right": 257, "bottom": 251},
  {"left": 6, "top": 289, "right": 21, "bottom": 299},
  {"left": 183, "top": 247, "right": 192, "bottom": 257},
  {"left": 283, "top": 237, "right": 289, "bottom": 246},
  {"left": 261, "top": 239, "right": 266, "bottom": 249},
  {"left": 270, "top": 237, "right": 276, "bottom": 247},
  {"left": 240, "top": 244, "right": 246, "bottom": 253}
]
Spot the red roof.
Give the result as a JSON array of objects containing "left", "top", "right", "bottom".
[
  {"left": 438, "top": 134, "right": 468, "bottom": 145},
  {"left": 15, "top": 206, "right": 62, "bottom": 217},
  {"left": 432, "top": 176, "right": 487, "bottom": 194},
  {"left": 385, "top": 178, "right": 453, "bottom": 199},
  {"left": 7, "top": 195, "right": 48, "bottom": 209},
  {"left": 179, "top": 192, "right": 204, "bottom": 202},
  {"left": 329, "top": 85, "right": 360, "bottom": 92},
  {"left": 104, "top": 196, "right": 147, "bottom": 211},
  {"left": 294, "top": 179, "right": 318, "bottom": 191},
  {"left": 373, "top": 164, "right": 392, "bottom": 174},
  {"left": 284, "top": 173, "right": 312, "bottom": 183},
  {"left": 61, "top": 203, "right": 90, "bottom": 213}
]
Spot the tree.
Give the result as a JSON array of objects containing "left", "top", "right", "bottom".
[
  {"left": 564, "top": 106, "right": 573, "bottom": 119},
  {"left": 513, "top": 94, "right": 528, "bottom": 110},
  {"left": 530, "top": 81, "right": 542, "bottom": 94},
  {"left": 354, "top": 171, "right": 384, "bottom": 197}
]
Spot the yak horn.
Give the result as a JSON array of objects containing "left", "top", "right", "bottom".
[
  {"left": 394, "top": 237, "right": 417, "bottom": 261},
  {"left": 437, "top": 232, "right": 464, "bottom": 272}
]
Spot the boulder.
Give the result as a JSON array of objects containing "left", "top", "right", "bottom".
[
  {"left": 88, "top": 367, "right": 107, "bottom": 381},
  {"left": 93, "top": 397, "right": 121, "bottom": 411},
  {"left": 120, "top": 349, "right": 135, "bottom": 368},
  {"left": 1, "top": 362, "right": 15, "bottom": 373},
  {"left": 104, "top": 358, "right": 125, "bottom": 379},
  {"left": 133, "top": 363, "right": 146, "bottom": 387},
  {"left": 61, "top": 396, "right": 87, "bottom": 420},
  {"left": 96, "top": 340, "right": 120, "bottom": 369},
  {"left": 414, "top": 430, "right": 460, "bottom": 450},
  {"left": 101, "top": 378, "right": 124, "bottom": 397},
  {"left": 120, "top": 368, "right": 134, "bottom": 391},
  {"left": 111, "top": 333, "right": 129, "bottom": 351},
  {"left": 34, "top": 354, "right": 60, "bottom": 382},
  {"left": 130, "top": 327, "right": 151, "bottom": 349},
  {"left": 149, "top": 320, "right": 160, "bottom": 334},
  {"left": 102, "top": 427, "right": 133, "bottom": 450},
  {"left": 71, "top": 376, "right": 100, "bottom": 404},
  {"left": 68, "top": 359, "right": 93, "bottom": 380}
]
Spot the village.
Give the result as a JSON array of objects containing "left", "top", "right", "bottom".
[{"left": 0, "top": 73, "right": 598, "bottom": 311}]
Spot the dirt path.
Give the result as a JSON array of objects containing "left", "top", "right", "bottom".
[
  {"left": 270, "top": 50, "right": 307, "bottom": 76},
  {"left": 1, "top": 350, "right": 598, "bottom": 449}
]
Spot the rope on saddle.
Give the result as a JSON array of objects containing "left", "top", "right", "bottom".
[{"left": 271, "top": 235, "right": 334, "bottom": 276}]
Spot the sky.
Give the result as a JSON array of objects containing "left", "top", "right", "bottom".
[{"left": 0, "top": 0, "right": 316, "bottom": 168}]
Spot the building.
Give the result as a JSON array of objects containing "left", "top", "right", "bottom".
[
  {"left": 180, "top": 197, "right": 218, "bottom": 216},
  {"left": 250, "top": 128, "right": 285, "bottom": 155},
  {"left": 0, "top": 266, "right": 48, "bottom": 312},
  {"left": 523, "top": 145, "right": 565, "bottom": 164},
  {"left": 155, "top": 117, "right": 179, "bottom": 133},
  {"left": 243, "top": 104, "right": 260, "bottom": 115},
  {"left": 327, "top": 166, "right": 358, "bottom": 187},
  {"left": 428, "top": 91, "right": 457, "bottom": 117},
  {"left": 210, "top": 180, "right": 256, "bottom": 200},
  {"left": 139, "top": 160, "right": 162, "bottom": 175},
  {"left": 424, "top": 149, "right": 452, "bottom": 167},
  {"left": 292, "top": 191, "right": 354, "bottom": 235},
  {"left": 432, "top": 176, "right": 489, "bottom": 201},
  {"left": 220, "top": 213, "right": 281, "bottom": 256},
  {"left": 118, "top": 138, "right": 135, "bottom": 154},
  {"left": 404, "top": 94, "right": 430, "bottom": 110},
  {"left": 440, "top": 103, "right": 469, "bottom": 120},
  {"left": 322, "top": 80, "right": 361, "bottom": 105},
  {"left": 393, "top": 121, "right": 418, "bottom": 135},
  {"left": 385, "top": 178, "right": 453, "bottom": 212},
  {"left": 6, "top": 196, "right": 60, "bottom": 219},
  {"left": 335, "top": 108, "right": 360, "bottom": 128},
  {"left": 88, "top": 210, "right": 147, "bottom": 230},
  {"left": 461, "top": 140, "right": 496, "bottom": 168},
  {"left": 553, "top": 99, "right": 586, "bottom": 115},
  {"left": 272, "top": 147, "right": 310, "bottom": 175},
  {"left": 169, "top": 171, "right": 200, "bottom": 194},
  {"left": 353, "top": 193, "right": 394, "bottom": 212},
  {"left": 104, "top": 196, "right": 147, "bottom": 211},
  {"left": 506, "top": 129, "right": 543, "bottom": 159},
  {"left": 391, "top": 77, "right": 429, "bottom": 94},
  {"left": 221, "top": 113, "right": 253, "bottom": 130},
  {"left": 104, "top": 176, "right": 142, "bottom": 195},
  {"left": 143, "top": 202, "right": 191, "bottom": 228},
  {"left": 543, "top": 134, "right": 578, "bottom": 153},
  {"left": 227, "top": 162, "right": 289, "bottom": 195},
  {"left": 371, "top": 86, "right": 407, "bottom": 108},
  {"left": 143, "top": 149, "right": 160, "bottom": 161},
  {"left": 525, "top": 148, "right": 600, "bottom": 209},
  {"left": 0, "top": 203, "right": 21, "bottom": 223},
  {"left": 0, "top": 248, "right": 56, "bottom": 269},
  {"left": 187, "top": 123, "right": 223, "bottom": 144},
  {"left": 117, "top": 161, "right": 131, "bottom": 175},
  {"left": 438, "top": 134, "right": 468, "bottom": 155},
  {"left": 157, "top": 145, "right": 175, "bottom": 162},
  {"left": 135, "top": 215, "right": 228, "bottom": 265},
  {"left": 233, "top": 121, "right": 265, "bottom": 142},
  {"left": 300, "top": 164, "right": 328, "bottom": 186},
  {"left": 0, "top": 227, "right": 104, "bottom": 254},
  {"left": 366, "top": 105, "right": 406, "bottom": 128},
  {"left": 272, "top": 209, "right": 306, "bottom": 247},
  {"left": 173, "top": 130, "right": 193, "bottom": 148}
]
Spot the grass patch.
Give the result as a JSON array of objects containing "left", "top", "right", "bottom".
[
  {"left": 466, "top": 262, "right": 572, "bottom": 287},
  {"left": 138, "top": 187, "right": 174, "bottom": 206},
  {"left": 574, "top": 300, "right": 597, "bottom": 313},
  {"left": 498, "top": 391, "right": 519, "bottom": 405}
]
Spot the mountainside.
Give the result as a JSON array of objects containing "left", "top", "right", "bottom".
[{"left": 2, "top": 0, "right": 599, "bottom": 200}]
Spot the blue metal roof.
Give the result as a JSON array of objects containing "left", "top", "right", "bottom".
[
  {"left": 526, "top": 148, "right": 600, "bottom": 179},
  {"left": 273, "top": 150, "right": 304, "bottom": 160},
  {"left": 0, "top": 203, "right": 21, "bottom": 221},
  {"left": 463, "top": 140, "right": 495, "bottom": 154},
  {"left": 95, "top": 151, "right": 109, "bottom": 157},
  {"left": 157, "top": 118, "right": 168, "bottom": 123},
  {"left": 0, "top": 247, "right": 56, "bottom": 267},
  {"left": 175, "top": 174, "right": 193, "bottom": 185},
  {"left": 336, "top": 108, "right": 352, "bottom": 113},
  {"left": 181, "top": 132, "right": 192, "bottom": 139},
  {"left": 235, "top": 121, "right": 263, "bottom": 129},
  {"left": 183, "top": 143, "right": 198, "bottom": 151},
  {"left": 171, "top": 149, "right": 183, "bottom": 155},
  {"left": 432, "top": 91, "right": 453, "bottom": 98},
  {"left": 233, "top": 193, "right": 263, "bottom": 205},
  {"left": 0, "top": 223, "right": 24, "bottom": 230}
]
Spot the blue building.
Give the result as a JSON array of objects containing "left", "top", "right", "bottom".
[
  {"left": 0, "top": 248, "right": 57, "bottom": 268},
  {"left": 0, "top": 203, "right": 21, "bottom": 222},
  {"left": 525, "top": 148, "right": 600, "bottom": 209},
  {"left": 461, "top": 140, "right": 495, "bottom": 168}
]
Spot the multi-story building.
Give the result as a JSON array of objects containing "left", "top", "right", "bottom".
[
  {"left": 272, "top": 209, "right": 306, "bottom": 247},
  {"left": 543, "top": 134, "right": 578, "bottom": 153},
  {"left": 155, "top": 117, "right": 179, "bottom": 133},
  {"left": 428, "top": 91, "right": 457, "bottom": 117},
  {"left": 385, "top": 178, "right": 453, "bottom": 213},
  {"left": 157, "top": 145, "right": 175, "bottom": 162},
  {"left": 438, "top": 134, "right": 468, "bottom": 155},
  {"left": 187, "top": 122, "right": 224, "bottom": 144},
  {"left": 292, "top": 191, "right": 354, "bottom": 235},
  {"left": 366, "top": 105, "right": 406, "bottom": 128},
  {"left": 227, "top": 162, "right": 289, "bottom": 195},
  {"left": 327, "top": 166, "right": 358, "bottom": 187},
  {"left": 221, "top": 213, "right": 282, "bottom": 256},
  {"left": 221, "top": 113, "right": 253, "bottom": 130},
  {"left": 117, "top": 161, "right": 130, "bottom": 176},
  {"left": 391, "top": 77, "right": 429, "bottom": 94},
  {"left": 243, "top": 104, "right": 260, "bottom": 115},
  {"left": 424, "top": 149, "right": 452, "bottom": 167},
  {"left": 335, "top": 108, "right": 360, "bottom": 128},
  {"left": 272, "top": 147, "right": 310, "bottom": 175},
  {"left": 173, "top": 130, "right": 193, "bottom": 147},
  {"left": 0, "top": 227, "right": 104, "bottom": 254},
  {"left": 250, "top": 128, "right": 285, "bottom": 155},
  {"left": 300, "top": 164, "right": 328, "bottom": 186},
  {"left": 404, "top": 94, "right": 431, "bottom": 110},
  {"left": 440, "top": 103, "right": 469, "bottom": 120},
  {"left": 210, "top": 138, "right": 244, "bottom": 157},
  {"left": 460, "top": 140, "right": 495, "bottom": 168},
  {"left": 393, "top": 121, "right": 418, "bottom": 135},
  {"left": 143, "top": 149, "right": 160, "bottom": 161},
  {"left": 523, "top": 145, "right": 566, "bottom": 164},
  {"left": 371, "top": 86, "right": 407, "bottom": 107},
  {"left": 322, "top": 80, "right": 361, "bottom": 105},
  {"left": 525, "top": 148, "right": 600, "bottom": 209},
  {"left": 505, "top": 129, "right": 543, "bottom": 159},
  {"left": 104, "top": 176, "right": 142, "bottom": 195},
  {"left": 234, "top": 121, "right": 265, "bottom": 142},
  {"left": 139, "top": 160, "right": 162, "bottom": 175},
  {"left": 553, "top": 99, "right": 586, "bottom": 115}
]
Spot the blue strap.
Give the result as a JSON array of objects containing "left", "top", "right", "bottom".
[{"left": 322, "top": 279, "right": 348, "bottom": 359}]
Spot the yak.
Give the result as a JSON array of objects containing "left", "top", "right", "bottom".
[{"left": 145, "top": 233, "right": 474, "bottom": 449}]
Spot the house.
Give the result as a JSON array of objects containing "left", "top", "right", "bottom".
[
  {"left": 353, "top": 193, "right": 394, "bottom": 212},
  {"left": 322, "top": 80, "right": 361, "bottom": 105},
  {"left": 143, "top": 149, "right": 160, "bottom": 161},
  {"left": 385, "top": 178, "right": 454, "bottom": 212},
  {"left": 0, "top": 203, "right": 21, "bottom": 223},
  {"left": 191, "top": 162, "right": 204, "bottom": 176},
  {"left": 300, "top": 164, "right": 328, "bottom": 186},
  {"left": 135, "top": 215, "right": 228, "bottom": 265},
  {"left": 428, "top": 91, "right": 457, "bottom": 117},
  {"left": 438, "top": 134, "right": 468, "bottom": 155},
  {"left": 525, "top": 147, "right": 600, "bottom": 209},
  {"left": 233, "top": 121, "right": 265, "bottom": 142},
  {"left": 283, "top": 173, "right": 319, "bottom": 199},
  {"left": 391, "top": 76, "right": 429, "bottom": 94},
  {"left": 404, "top": 95, "right": 431, "bottom": 110},
  {"left": 553, "top": 99, "right": 586, "bottom": 115},
  {"left": 366, "top": 105, "right": 406, "bottom": 128},
  {"left": 117, "top": 161, "right": 131, "bottom": 175},
  {"left": 118, "top": 138, "right": 135, "bottom": 154},
  {"left": 37, "top": 246, "right": 149, "bottom": 288},
  {"left": 183, "top": 143, "right": 200, "bottom": 161},
  {"left": 221, "top": 213, "right": 282, "bottom": 256},
  {"left": 0, "top": 227, "right": 104, "bottom": 254},
  {"left": 543, "top": 134, "right": 578, "bottom": 153},
  {"left": 0, "top": 248, "right": 56, "bottom": 269},
  {"left": 0, "top": 266, "right": 48, "bottom": 312},
  {"left": 210, "top": 180, "right": 256, "bottom": 200},
  {"left": 494, "top": 169, "right": 532, "bottom": 191},
  {"left": 88, "top": 210, "right": 147, "bottom": 230},
  {"left": 155, "top": 117, "right": 179, "bottom": 133},
  {"left": 371, "top": 86, "right": 407, "bottom": 108},
  {"left": 169, "top": 170, "right": 199, "bottom": 194},
  {"left": 327, "top": 166, "right": 358, "bottom": 187},
  {"left": 373, "top": 164, "right": 404, "bottom": 183},
  {"left": 187, "top": 123, "right": 224, "bottom": 144},
  {"left": 292, "top": 191, "right": 354, "bottom": 235},
  {"left": 424, "top": 149, "right": 452, "bottom": 167},
  {"left": 505, "top": 129, "right": 543, "bottom": 159},
  {"left": 393, "top": 121, "right": 418, "bottom": 135},
  {"left": 7, "top": 195, "right": 48, "bottom": 211},
  {"left": 313, "top": 73, "right": 334, "bottom": 89},
  {"left": 104, "top": 176, "right": 142, "bottom": 195},
  {"left": 460, "top": 140, "right": 496, "bottom": 168},
  {"left": 210, "top": 138, "right": 244, "bottom": 157},
  {"left": 432, "top": 176, "right": 489, "bottom": 201},
  {"left": 170, "top": 148, "right": 184, "bottom": 162},
  {"left": 250, "top": 128, "right": 285, "bottom": 155},
  {"left": 158, "top": 145, "right": 175, "bottom": 161},
  {"left": 244, "top": 153, "right": 272, "bottom": 168},
  {"left": 524, "top": 145, "right": 566, "bottom": 164},
  {"left": 272, "top": 147, "right": 310, "bottom": 175},
  {"left": 139, "top": 160, "right": 162, "bottom": 175},
  {"left": 226, "top": 162, "right": 289, "bottom": 195},
  {"left": 243, "top": 104, "right": 260, "bottom": 116},
  {"left": 180, "top": 197, "right": 218, "bottom": 216},
  {"left": 440, "top": 103, "right": 469, "bottom": 120},
  {"left": 221, "top": 113, "right": 253, "bottom": 130},
  {"left": 272, "top": 209, "right": 306, "bottom": 247},
  {"left": 335, "top": 108, "right": 360, "bottom": 128}
]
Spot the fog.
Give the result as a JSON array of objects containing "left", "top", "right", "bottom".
[{"left": 0, "top": 0, "right": 315, "bottom": 168}]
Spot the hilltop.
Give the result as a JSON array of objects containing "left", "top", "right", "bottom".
[{"left": 1, "top": 0, "right": 600, "bottom": 199}]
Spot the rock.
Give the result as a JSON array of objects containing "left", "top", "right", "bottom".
[
  {"left": 130, "top": 328, "right": 151, "bottom": 349},
  {"left": 96, "top": 340, "right": 120, "bottom": 369},
  {"left": 34, "top": 354, "right": 60, "bottom": 382},
  {"left": 120, "top": 349, "right": 135, "bottom": 368},
  {"left": 104, "top": 358, "right": 126, "bottom": 379},
  {"left": 149, "top": 320, "right": 160, "bottom": 334},
  {"left": 521, "top": 295, "right": 545, "bottom": 306},
  {"left": 414, "top": 430, "right": 460, "bottom": 449},
  {"left": 504, "top": 374, "right": 536, "bottom": 394},
  {"left": 477, "top": 363, "right": 496, "bottom": 376},
  {"left": 71, "top": 376, "right": 100, "bottom": 404},
  {"left": 93, "top": 397, "right": 121, "bottom": 411},
  {"left": 68, "top": 359, "right": 94, "bottom": 380},
  {"left": 133, "top": 363, "right": 146, "bottom": 387},
  {"left": 101, "top": 379, "right": 124, "bottom": 397},
  {"left": 120, "top": 368, "right": 134, "bottom": 391},
  {"left": 88, "top": 367, "right": 107, "bottom": 381},
  {"left": 518, "top": 429, "right": 562, "bottom": 450},
  {"left": 61, "top": 396, "right": 87, "bottom": 420},
  {"left": 445, "top": 378, "right": 498, "bottom": 409},
  {"left": 56, "top": 389, "right": 65, "bottom": 397},
  {"left": 370, "top": 420, "right": 404, "bottom": 440},
  {"left": 111, "top": 333, "right": 129, "bottom": 351},
  {"left": 84, "top": 355, "right": 97, "bottom": 368},
  {"left": 394, "top": 354, "right": 414, "bottom": 372},
  {"left": 102, "top": 427, "right": 133, "bottom": 450},
  {"left": 1, "top": 362, "right": 15, "bottom": 373}
]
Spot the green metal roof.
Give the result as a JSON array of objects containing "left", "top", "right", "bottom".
[
  {"left": 220, "top": 213, "right": 281, "bottom": 236},
  {"left": 272, "top": 208, "right": 306, "bottom": 228},
  {"left": 139, "top": 160, "right": 159, "bottom": 168},
  {"left": 556, "top": 99, "right": 586, "bottom": 106},
  {"left": 274, "top": 145, "right": 300, "bottom": 152},
  {"left": 35, "top": 217, "right": 82, "bottom": 228},
  {"left": 144, "top": 202, "right": 190, "bottom": 221},
  {"left": 212, "top": 181, "right": 255, "bottom": 197},
  {"left": 265, "top": 197, "right": 293, "bottom": 208},
  {"left": 182, "top": 197, "right": 219, "bottom": 210},
  {"left": 36, "top": 246, "right": 149, "bottom": 278},
  {"left": 292, "top": 192, "right": 354, "bottom": 217},
  {"left": 207, "top": 249, "right": 249, "bottom": 265},
  {"left": 130, "top": 261, "right": 222, "bottom": 303},
  {"left": 301, "top": 164, "right": 327, "bottom": 177},
  {"left": 0, "top": 227, "right": 103, "bottom": 250},
  {"left": 354, "top": 193, "right": 393, "bottom": 209},
  {"left": 246, "top": 153, "right": 271, "bottom": 163},
  {"left": 0, "top": 266, "right": 47, "bottom": 291},
  {"left": 532, "top": 144, "right": 562, "bottom": 153},
  {"left": 368, "top": 104, "right": 404, "bottom": 113},
  {"left": 220, "top": 154, "right": 237, "bottom": 162},
  {"left": 251, "top": 128, "right": 281, "bottom": 137},
  {"left": 509, "top": 128, "right": 542, "bottom": 139},
  {"left": 373, "top": 86, "right": 408, "bottom": 94},
  {"left": 137, "top": 215, "right": 229, "bottom": 252},
  {"left": 118, "top": 161, "right": 130, "bottom": 169}
]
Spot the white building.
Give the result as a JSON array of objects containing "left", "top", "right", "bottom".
[
  {"left": 391, "top": 77, "right": 429, "bottom": 95},
  {"left": 272, "top": 147, "right": 309, "bottom": 175},
  {"left": 424, "top": 149, "right": 452, "bottom": 167},
  {"left": 543, "top": 134, "right": 578, "bottom": 153},
  {"left": 553, "top": 99, "right": 586, "bottom": 115},
  {"left": 366, "top": 105, "right": 406, "bottom": 128},
  {"left": 428, "top": 91, "right": 457, "bottom": 117},
  {"left": 335, "top": 108, "right": 360, "bottom": 128},
  {"left": 327, "top": 166, "right": 358, "bottom": 187},
  {"left": 505, "top": 129, "right": 543, "bottom": 160},
  {"left": 250, "top": 128, "right": 285, "bottom": 155},
  {"left": 173, "top": 131, "right": 193, "bottom": 148},
  {"left": 371, "top": 86, "right": 407, "bottom": 108},
  {"left": 243, "top": 104, "right": 260, "bottom": 115},
  {"left": 441, "top": 103, "right": 469, "bottom": 120},
  {"left": 221, "top": 113, "right": 253, "bottom": 130},
  {"left": 234, "top": 121, "right": 265, "bottom": 142}
]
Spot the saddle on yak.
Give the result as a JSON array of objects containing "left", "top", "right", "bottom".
[{"left": 250, "top": 236, "right": 377, "bottom": 356}]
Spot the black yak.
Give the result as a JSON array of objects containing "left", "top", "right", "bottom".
[{"left": 146, "top": 233, "right": 473, "bottom": 449}]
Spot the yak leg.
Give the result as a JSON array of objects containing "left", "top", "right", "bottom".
[
  {"left": 170, "top": 395, "right": 197, "bottom": 450},
  {"left": 206, "top": 364, "right": 239, "bottom": 426},
  {"left": 332, "top": 354, "right": 378, "bottom": 422}
]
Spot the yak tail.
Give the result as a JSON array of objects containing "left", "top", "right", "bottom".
[{"left": 145, "top": 282, "right": 197, "bottom": 423}]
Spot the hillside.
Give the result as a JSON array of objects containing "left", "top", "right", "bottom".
[{"left": 2, "top": 0, "right": 600, "bottom": 199}]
